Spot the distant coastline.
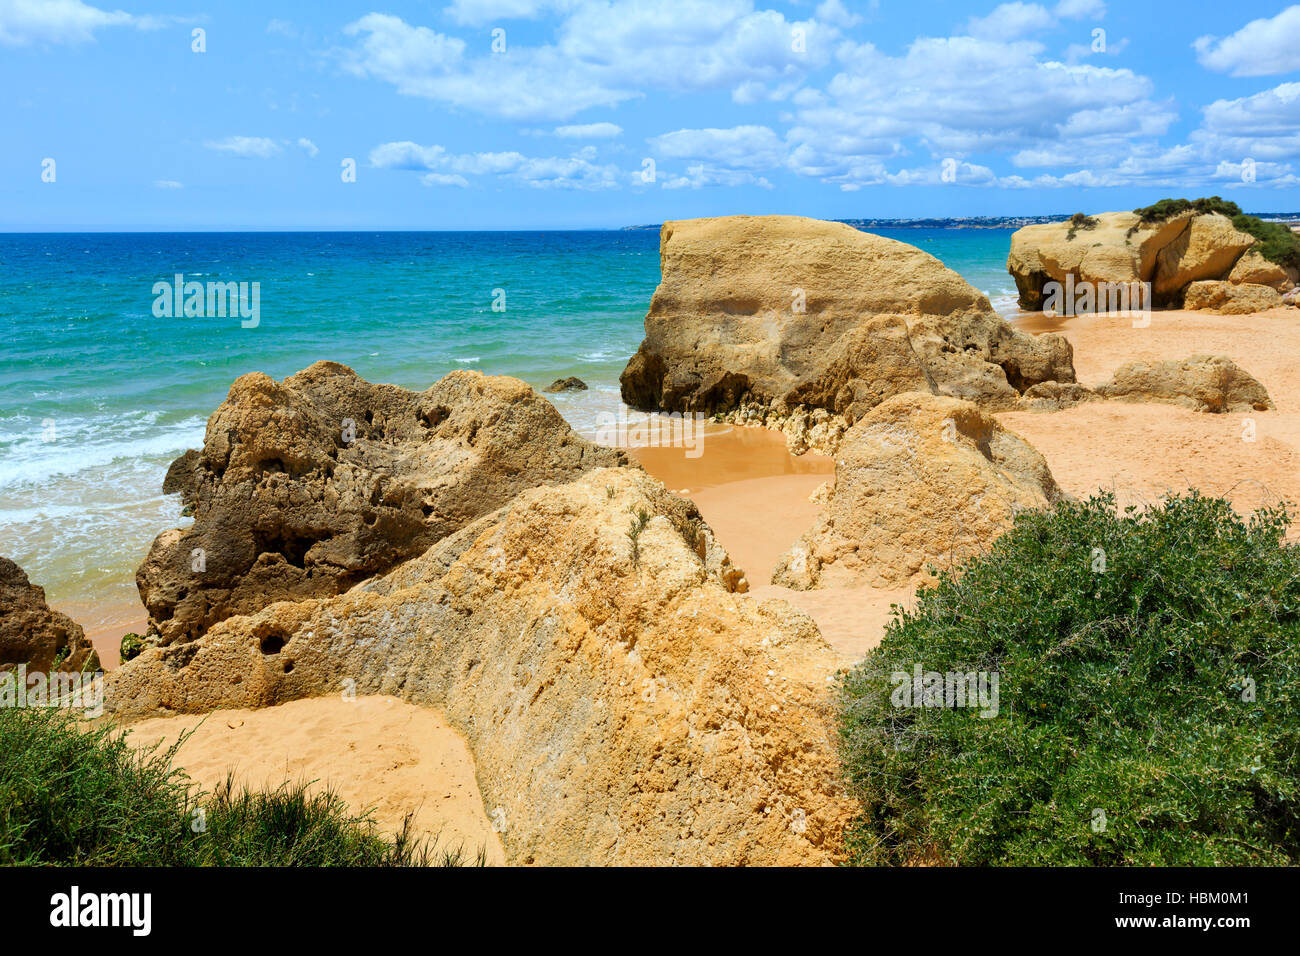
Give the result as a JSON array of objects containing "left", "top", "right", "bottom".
[{"left": 623, "top": 212, "right": 1300, "bottom": 231}]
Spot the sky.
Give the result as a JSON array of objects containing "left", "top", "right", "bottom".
[{"left": 2, "top": 0, "right": 1299, "bottom": 229}]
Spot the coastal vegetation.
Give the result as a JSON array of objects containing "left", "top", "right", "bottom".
[
  {"left": 837, "top": 492, "right": 1300, "bottom": 866},
  {"left": 0, "top": 707, "right": 479, "bottom": 866}
]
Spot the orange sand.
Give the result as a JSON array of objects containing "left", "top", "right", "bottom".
[
  {"left": 125, "top": 695, "right": 505, "bottom": 864},
  {"left": 1002, "top": 307, "right": 1300, "bottom": 515}
]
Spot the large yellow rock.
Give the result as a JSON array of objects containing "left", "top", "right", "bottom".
[
  {"left": 1008, "top": 210, "right": 1256, "bottom": 309},
  {"left": 772, "top": 392, "right": 1060, "bottom": 589},
  {"left": 1153, "top": 214, "right": 1256, "bottom": 300},
  {"left": 621, "top": 215, "right": 1074, "bottom": 417},
  {"left": 107, "top": 467, "right": 855, "bottom": 866}
]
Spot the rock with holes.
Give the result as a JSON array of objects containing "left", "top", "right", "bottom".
[
  {"left": 772, "top": 392, "right": 1061, "bottom": 589},
  {"left": 1, "top": 557, "right": 99, "bottom": 675},
  {"left": 1095, "top": 354, "right": 1274, "bottom": 413},
  {"left": 108, "top": 467, "right": 852, "bottom": 866},
  {"left": 1008, "top": 210, "right": 1259, "bottom": 309},
  {"left": 620, "top": 215, "right": 1075, "bottom": 418},
  {"left": 136, "top": 362, "right": 626, "bottom": 645}
]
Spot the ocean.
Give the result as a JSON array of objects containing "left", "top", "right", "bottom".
[{"left": 0, "top": 227, "right": 1021, "bottom": 615}]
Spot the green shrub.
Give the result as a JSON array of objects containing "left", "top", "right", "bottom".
[
  {"left": 0, "top": 707, "right": 483, "bottom": 866},
  {"left": 1132, "top": 196, "right": 1300, "bottom": 269},
  {"left": 119, "top": 632, "right": 145, "bottom": 663},
  {"left": 1133, "top": 196, "right": 1242, "bottom": 222},
  {"left": 837, "top": 492, "right": 1300, "bottom": 866},
  {"left": 1065, "top": 212, "right": 1099, "bottom": 241}
]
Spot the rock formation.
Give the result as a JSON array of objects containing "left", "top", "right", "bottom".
[
  {"left": 772, "top": 392, "right": 1061, "bottom": 589},
  {"left": 620, "top": 215, "right": 1075, "bottom": 423},
  {"left": 1095, "top": 355, "right": 1274, "bottom": 413},
  {"left": 543, "top": 376, "right": 588, "bottom": 392},
  {"left": 1008, "top": 210, "right": 1269, "bottom": 310},
  {"left": 1183, "top": 280, "right": 1284, "bottom": 315},
  {"left": 0, "top": 557, "right": 99, "bottom": 674},
  {"left": 1226, "top": 249, "right": 1295, "bottom": 290},
  {"left": 109, "top": 467, "right": 853, "bottom": 866},
  {"left": 137, "top": 363, "right": 626, "bottom": 645}
]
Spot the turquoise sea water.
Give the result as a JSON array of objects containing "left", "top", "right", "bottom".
[{"left": 0, "top": 227, "right": 1020, "bottom": 615}]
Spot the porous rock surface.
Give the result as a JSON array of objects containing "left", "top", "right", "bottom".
[
  {"left": 137, "top": 363, "right": 626, "bottom": 645},
  {"left": 109, "top": 468, "right": 854, "bottom": 866}
]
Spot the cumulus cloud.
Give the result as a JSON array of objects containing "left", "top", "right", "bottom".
[
  {"left": 0, "top": 0, "right": 141, "bottom": 45},
  {"left": 341, "top": 2, "right": 839, "bottom": 121},
  {"left": 1194, "top": 6, "right": 1300, "bottom": 77},
  {"left": 204, "top": 136, "right": 283, "bottom": 159},
  {"left": 966, "top": 3, "right": 1055, "bottom": 41},
  {"left": 649, "top": 125, "right": 787, "bottom": 169},
  {"left": 297, "top": 138, "right": 319, "bottom": 157}
]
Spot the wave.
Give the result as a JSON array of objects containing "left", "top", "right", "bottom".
[{"left": 0, "top": 414, "right": 206, "bottom": 490}]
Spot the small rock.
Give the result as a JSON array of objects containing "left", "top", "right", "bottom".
[{"left": 543, "top": 377, "right": 588, "bottom": 393}]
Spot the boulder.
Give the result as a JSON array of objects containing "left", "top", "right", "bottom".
[
  {"left": 1095, "top": 355, "right": 1274, "bottom": 413},
  {"left": 772, "top": 393, "right": 1060, "bottom": 590},
  {"left": 108, "top": 467, "right": 853, "bottom": 866},
  {"left": 621, "top": 215, "right": 1075, "bottom": 419},
  {"left": 1228, "top": 249, "right": 1295, "bottom": 290},
  {"left": 1008, "top": 210, "right": 1257, "bottom": 309},
  {"left": 137, "top": 363, "right": 626, "bottom": 645},
  {"left": 0, "top": 557, "right": 99, "bottom": 674},
  {"left": 1183, "top": 280, "right": 1284, "bottom": 315},
  {"left": 1152, "top": 214, "right": 1257, "bottom": 302}
]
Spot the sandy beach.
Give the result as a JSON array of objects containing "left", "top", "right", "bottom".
[
  {"left": 124, "top": 695, "right": 506, "bottom": 864},
  {"left": 81, "top": 305, "right": 1300, "bottom": 861}
]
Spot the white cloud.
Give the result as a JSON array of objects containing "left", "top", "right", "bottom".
[
  {"left": 297, "top": 137, "right": 319, "bottom": 157},
  {"left": 153, "top": 179, "right": 183, "bottom": 189},
  {"left": 1194, "top": 6, "right": 1300, "bottom": 77},
  {"left": 443, "top": 0, "right": 573, "bottom": 27},
  {"left": 814, "top": 0, "right": 861, "bottom": 29},
  {"left": 0, "top": 0, "right": 140, "bottom": 46},
  {"left": 649, "top": 125, "right": 787, "bottom": 169},
  {"left": 966, "top": 3, "right": 1055, "bottom": 41},
  {"left": 554, "top": 122, "right": 622, "bottom": 138},
  {"left": 370, "top": 139, "right": 623, "bottom": 189},
  {"left": 341, "top": 3, "right": 839, "bottom": 121},
  {"left": 660, "top": 165, "right": 773, "bottom": 189},
  {"left": 204, "top": 136, "right": 283, "bottom": 159},
  {"left": 1193, "top": 82, "right": 1300, "bottom": 163}
]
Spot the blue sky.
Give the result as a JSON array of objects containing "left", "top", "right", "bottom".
[{"left": 3, "top": 0, "right": 1299, "bottom": 229}]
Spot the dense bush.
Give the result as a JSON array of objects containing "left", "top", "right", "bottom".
[
  {"left": 0, "top": 707, "right": 482, "bottom": 866},
  {"left": 837, "top": 493, "right": 1300, "bottom": 865},
  {"left": 1132, "top": 196, "right": 1300, "bottom": 269}
]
